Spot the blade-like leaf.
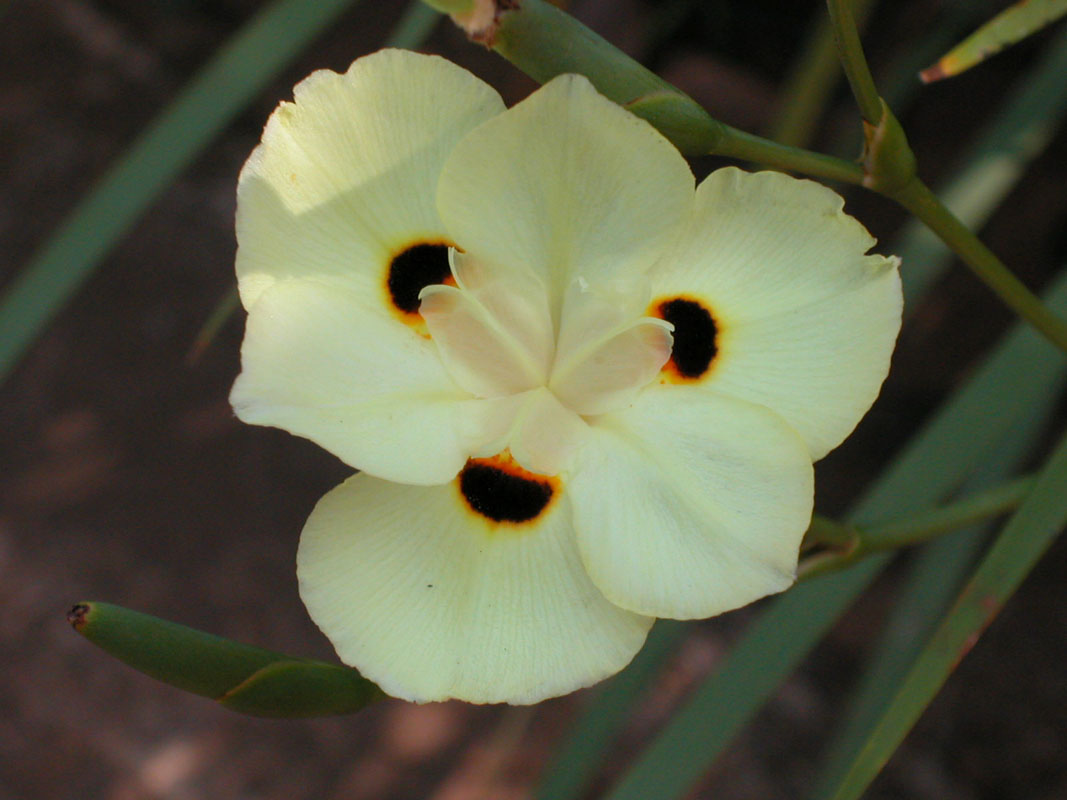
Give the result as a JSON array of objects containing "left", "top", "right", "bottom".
[
  {"left": 604, "top": 273, "right": 1067, "bottom": 800},
  {"left": 810, "top": 384, "right": 1063, "bottom": 796},
  {"left": 921, "top": 0, "right": 1067, "bottom": 82},
  {"left": 901, "top": 23, "right": 1067, "bottom": 306},
  {"left": 0, "top": 0, "right": 365, "bottom": 380},
  {"left": 69, "top": 602, "right": 382, "bottom": 717},
  {"left": 821, "top": 425, "right": 1067, "bottom": 800},
  {"left": 534, "top": 621, "right": 688, "bottom": 800}
]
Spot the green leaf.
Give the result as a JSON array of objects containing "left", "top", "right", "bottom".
[
  {"left": 921, "top": 0, "right": 1067, "bottom": 82},
  {"left": 533, "top": 621, "right": 688, "bottom": 800},
  {"left": 900, "top": 23, "right": 1067, "bottom": 307},
  {"left": 810, "top": 385, "right": 1063, "bottom": 796},
  {"left": 68, "top": 602, "right": 382, "bottom": 717},
  {"left": 603, "top": 273, "right": 1067, "bottom": 800},
  {"left": 0, "top": 0, "right": 364, "bottom": 381},
  {"left": 820, "top": 425, "right": 1067, "bottom": 800}
]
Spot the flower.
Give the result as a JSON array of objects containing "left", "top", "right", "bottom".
[{"left": 230, "top": 49, "right": 902, "bottom": 704}]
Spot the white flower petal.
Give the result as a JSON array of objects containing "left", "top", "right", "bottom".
[
  {"left": 649, "top": 167, "right": 902, "bottom": 459},
  {"left": 569, "top": 385, "right": 813, "bottom": 619},
  {"left": 436, "top": 73, "right": 694, "bottom": 316},
  {"left": 298, "top": 473, "right": 652, "bottom": 704},
  {"left": 236, "top": 49, "right": 504, "bottom": 309},
  {"left": 230, "top": 280, "right": 505, "bottom": 485}
]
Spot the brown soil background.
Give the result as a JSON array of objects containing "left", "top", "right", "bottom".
[{"left": 2, "top": 1, "right": 1065, "bottom": 798}]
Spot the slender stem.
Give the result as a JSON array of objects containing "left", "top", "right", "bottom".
[
  {"left": 769, "top": 0, "right": 876, "bottom": 147},
  {"left": 799, "top": 474, "right": 1036, "bottom": 580},
  {"left": 893, "top": 179, "right": 1067, "bottom": 353},
  {"left": 713, "top": 125, "right": 866, "bottom": 186},
  {"left": 825, "top": 0, "right": 883, "bottom": 123}
]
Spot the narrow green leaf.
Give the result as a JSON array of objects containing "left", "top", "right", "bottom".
[
  {"left": 921, "top": 0, "right": 1067, "bottom": 82},
  {"left": 69, "top": 602, "right": 382, "bottom": 717},
  {"left": 604, "top": 273, "right": 1067, "bottom": 800},
  {"left": 534, "top": 621, "right": 688, "bottom": 800},
  {"left": 0, "top": 0, "right": 363, "bottom": 381},
  {"left": 823, "top": 426, "right": 1067, "bottom": 800},
  {"left": 768, "top": 0, "right": 876, "bottom": 148},
  {"left": 187, "top": 288, "right": 240, "bottom": 365},
  {"left": 810, "top": 386, "right": 1063, "bottom": 796},
  {"left": 900, "top": 24, "right": 1067, "bottom": 306}
]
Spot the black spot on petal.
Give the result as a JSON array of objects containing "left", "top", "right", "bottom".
[
  {"left": 657, "top": 297, "right": 719, "bottom": 379},
  {"left": 459, "top": 458, "right": 555, "bottom": 524},
  {"left": 388, "top": 243, "right": 452, "bottom": 313}
]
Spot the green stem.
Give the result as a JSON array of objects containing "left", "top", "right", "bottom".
[
  {"left": 769, "top": 0, "right": 876, "bottom": 147},
  {"left": 893, "top": 178, "right": 1067, "bottom": 353},
  {"left": 800, "top": 474, "right": 1036, "bottom": 579},
  {"left": 457, "top": 0, "right": 1067, "bottom": 352},
  {"left": 825, "top": 0, "right": 883, "bottom": 124},
  {"left": 713, "top": 125, "right": 865, "bottom": 185}
]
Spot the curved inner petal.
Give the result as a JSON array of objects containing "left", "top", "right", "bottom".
[
  {"left": 420, "top": 270, "right": 553, "bottom": 397},
  {"left": 550, "top": 317, "right": 673, "bottom": 416}
]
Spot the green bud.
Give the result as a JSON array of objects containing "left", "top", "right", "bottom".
[{"left": 68, "top": 602, "right": 383, "bottom": 717}]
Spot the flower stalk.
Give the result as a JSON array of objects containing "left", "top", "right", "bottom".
[
  {"left": 799, "top": 473, "right": 1037, "bottom": 579},
  {"left": 435, "top": 0, "right": 1067, "bottom": 354},
  {"left": 825, "top": 0, "right": 884, "bottom": 125}
]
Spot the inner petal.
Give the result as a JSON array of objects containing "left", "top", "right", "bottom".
[
  {"left": 550, "top": 318, "right": 673, "bottom": 416},
  {"left": 420, "top": 282, "right": 549, "bottom": 398}
]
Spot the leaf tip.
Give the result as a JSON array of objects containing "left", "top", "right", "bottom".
[
  {"left": 67, "top": 602, "right": 91, "bottom": 631},
  {"left": 918, "top": 63, "right": 947, "bottom": 84}
]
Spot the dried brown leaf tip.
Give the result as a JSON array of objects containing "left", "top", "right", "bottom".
[
  {"left": 67, "top": 603, "right": 91, "bottom": 630},
  {"left": 453, "top": 0, "right": 519, "bottom": 45}
]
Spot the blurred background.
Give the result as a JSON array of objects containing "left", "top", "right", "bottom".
[{"left": 2, "top": 0, "right": 1066, "bottom": 798}]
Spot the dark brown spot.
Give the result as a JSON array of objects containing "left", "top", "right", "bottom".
[
  {"left": 656, "top": 297, "right": 719, "bottom": 379},
  {"left": 459, "top": 456, "right": 555, "bottom": 524},
  {"left": 67, "top": 603, "right": 91, "bottom": 630},
  {"left": 387, "top": 243, "right": 452, "bottom": 313}
]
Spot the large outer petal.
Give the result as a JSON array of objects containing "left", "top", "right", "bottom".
[
  {"left": 436, "top": 73, "right": 694, "bottom": 316},
  {"left": 231, "top": 280, "right": 515, "bottom": 485},
  {"left": 649, "top": 167, "right": 902, "bottom": 460},
  {"left": 569, "top": 385, "right": 813, "bottom": 620},
  {"left": 235, "top": 49, "right": 505, "bottom": 309},
  {"left": 298, "top": 474, "right": 652, "bottom": 704}
]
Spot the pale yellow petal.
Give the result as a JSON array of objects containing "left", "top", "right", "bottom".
[
  {"left": 298, "top": 473, "right": 652, "bottom": 704},
  {"left": 570, "top": 385, "right": 813, "bottom": 619},
  {"left": 650, "top": 167, "right": 902, "bottom": 459},
  {"left": 231, "top": 280, "right": 503, "bottom": 485},
  {"left": 236, "top": 49, "right": 504, "bottom": 310},
  {"left": 436, "top": 74, "right": 694, "bottom": 316}
]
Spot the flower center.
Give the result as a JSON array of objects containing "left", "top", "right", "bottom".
[{"left": 420, "top": 253, "right": 675, "bottom": 473}]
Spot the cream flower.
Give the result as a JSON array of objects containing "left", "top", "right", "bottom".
[{"left": 230, "top": 49, "right": 902, "bottom": 704}]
